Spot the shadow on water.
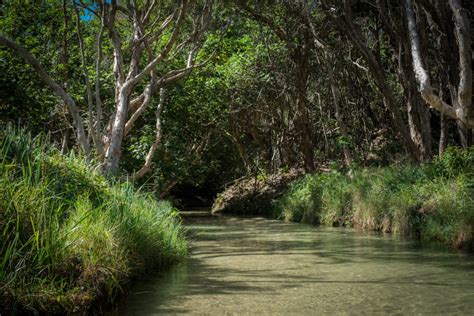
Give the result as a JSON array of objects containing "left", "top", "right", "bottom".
[{"left": 111, "top": 214, "right": 474, "bottom": 315}]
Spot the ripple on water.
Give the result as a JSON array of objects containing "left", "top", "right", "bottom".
[{"left": 112, "top": 216, "right": 474, "bottom": 315}]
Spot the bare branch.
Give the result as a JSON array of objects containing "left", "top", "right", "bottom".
[
  {"left": 124, "top": 77, "right": 155, "bottom": 136},
  {"left": 131, "top": 88, "right": 166, "bottom": 180},
  {"left": 126, "top": 0, "right": 189, "bottom": 89},
  {"left": 0, "top": 35, "right": 91, "bottom": 157},
  {"left": 95, "top": 0, "right": 106, "bottom": 138},
  {"left": 74, "top": 3, "right": 103, "bottom": 155},
  {"left": 107, "top": 0, "right": 126, "bottom": 87}
]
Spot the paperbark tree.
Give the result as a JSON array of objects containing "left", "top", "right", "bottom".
[
  {"left": 322, "top": 0, "right": 422, "bottom": 161},
  {"left": 375, "top": 0, "right": 432, "bottom": 159},
  {"left": 404, "top": 0, "right": 473, "bottom": 129},
  {"left": 0, "top": 0, "right": 212, "bottom": 176}
]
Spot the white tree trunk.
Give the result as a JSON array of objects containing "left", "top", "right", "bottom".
[
  {"left": 104, "top": 87, "right": 130, "bottom": 174},
  {"left": 131, "top": 88, "right": 166, "bottom": 180},
  {"left": 404, "top": 0, "right": 473, "bottom": 128}
]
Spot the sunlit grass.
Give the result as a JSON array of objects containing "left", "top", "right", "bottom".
[
  {"left": 0, "top": 127, "right": 187, "bottom": 314},
  {"left": 276, "top": 148, "right": 474, "bottom": 250}
]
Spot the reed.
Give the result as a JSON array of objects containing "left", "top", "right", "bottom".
[{"left": 0, "top": 127, "right": 187, "bottom": 314}]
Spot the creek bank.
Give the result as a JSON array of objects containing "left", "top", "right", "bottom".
[
  {"left": 212, "top": 148, "right": 474, "bottom": 251},
  {"left": 211, "top": 168, "right": 304, "bottom": 216},
  {"left": 0, "top": 129, "right": 187, "bottom": 315}
]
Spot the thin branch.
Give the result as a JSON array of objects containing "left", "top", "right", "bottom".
[
  {"left": 74, "top": 3, "right": 102, "bottom": 155},
  {"left": 236, "top": 2, "right": 288, "bottom": 41},
  {"left": 131, "top": 87, "right": 166, "bottom": 180},
  {"left": 0, "top": 35, "right": 91, "bottom": 157},
  {"left": 94, "top": 0, "right": 105, "bottom": 139},
  {"left": 126, "top": 0, "right": 188, "bottom": 89}
]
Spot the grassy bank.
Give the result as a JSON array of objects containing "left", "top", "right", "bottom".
[
  {"left": 275, "top": 148, "right": 474, "bottom": 250},
  {"left": 0, "top": 128, "right": 187, "bottom": 314}
]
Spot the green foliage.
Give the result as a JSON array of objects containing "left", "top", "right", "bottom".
[
  {"left": 428, "top": 146, "right": 474, "bottom": 179},
  {"left": 0, "top": 127, "right": 187, "bottom": 314},
  {"left": 122, "top": 16, "right": 260, "bottom": 191},
  {"left": 277, "top": 174, "right": 322, "bottom": 224},
  {"left": 276, "top": 148, "right": 474, "bottom": 250},
  {"left": 0, "top": 1, "right": 70, "bottom": 131}
]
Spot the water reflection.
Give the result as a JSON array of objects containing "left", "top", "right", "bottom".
[{"left": 114, "top": 215, "right": 474, "bottom": 315}]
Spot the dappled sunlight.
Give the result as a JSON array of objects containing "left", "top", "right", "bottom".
[{"left": 114, "top": 215, "right": 474, "bottom": 315}]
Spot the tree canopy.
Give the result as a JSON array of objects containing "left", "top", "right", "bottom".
[{"left": 1, "top": 0, "right": 472, "bottom": 196}]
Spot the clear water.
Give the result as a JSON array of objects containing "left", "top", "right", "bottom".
[{"left": 114, "top": 215, "right": 474, "bottom": 315}]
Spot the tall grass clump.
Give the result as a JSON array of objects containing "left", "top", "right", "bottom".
[
  {"left": 276, "top": 147, "right": 474, "bottom": 251},
  {"left": 277, "top": 174, "right": 323, "bottom": 224},
  {"left": 0, "top": 127, "right": 187, "bottom": 314}
]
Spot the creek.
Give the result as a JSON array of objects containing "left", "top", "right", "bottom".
[{"left": 114, "top": 213, "right": 474, "bottom": 314}]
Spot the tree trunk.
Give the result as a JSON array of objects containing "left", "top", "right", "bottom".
[
  {"left": 395, "top": 7, "right": 433, "bottom": 160},
  {"left": 104, "top": 88, "right": 130, "bottom": 174},
  {"left": 404, "top": 0, "right": 473, "bottom": 128},
  {"left": 332, "top": 2, "right": 422, "bottom": 161},
  {"left": 131, "top": 88, "right": 166, "bottom": 180},
  {"left": 439, "top": 114, "right": 448, "bottom": 154},
  {"left": 457, "top": 121, "right": 472, "bottom": 148},
  {"left": 0, "top": 35, "right": 91, "bottom": 158},
  {"left": 327, "top": 55, "right": 352, "bottom": 165},
  {"left": 407, "top": 95, "right": 432, "bottom": 159}
]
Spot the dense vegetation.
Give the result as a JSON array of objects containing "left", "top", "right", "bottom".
[
  {"left": 0, "top": 128, "right": 187, "bottom": 314},
  {"left": 275, "top": 147, "right": 474, "bottom": 250},
  {"left": 0, "top": 0, "right": 473, "bottom": 312},
  {"left": 2, "top": 1, "right": 472, "bottom": 189}
]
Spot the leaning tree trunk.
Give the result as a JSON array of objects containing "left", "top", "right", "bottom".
[
  {"left": 131, "top": 88, "right": 166, "bottom": 180},
  {"left": 404, "top": 0, "right": 473, "bottom": 128},
  {"left": 0, "top": 35, "right": 91, "bottom": 158}
]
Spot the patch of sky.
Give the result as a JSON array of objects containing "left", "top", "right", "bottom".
[{"left": 77, "top": 0, "right": 111, "bottom": 22}]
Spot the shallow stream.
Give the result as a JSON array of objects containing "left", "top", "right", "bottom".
[{"left": 115, "top": 214, "right": 474, "bottom": 314}]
